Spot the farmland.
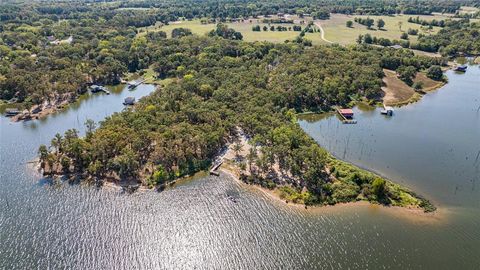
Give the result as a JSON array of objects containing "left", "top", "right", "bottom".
[
  {"left": 139, "top": 12, "right": 459, "bottom": 46},
  {"left": 319, "top": 13, "right": 452, "bottom": 45},
  {"left": 139, "top": 18, "right": 314, "bottom": 43}
]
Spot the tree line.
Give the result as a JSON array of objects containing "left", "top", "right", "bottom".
[{"left": 408, "top": 16, "right": 446, "bottom": 27}]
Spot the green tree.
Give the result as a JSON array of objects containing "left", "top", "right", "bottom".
[
  {"left": 365, "top": 17, "right": 374, "bottom": 29},
  {"left": 372, "top": 178, "right": 387, "bottom": 200},
  {"left": 38, "top": 145, "right": 48, "bottom": 168},
  {"left": 346, "top": 21, "right": 353, "bottom": 28},
  {"left": 377, "top": 19, "right": 385, "bottom": 29},
  {"left": 85, "top": 119, "right": 96, "bottom": 139},
  {"left": 413, "top": 81, "right": 423, "bottom": 91},
  {"left": 426, "top": 65, "right": 443, "bottom": 81},
  {"left": 233, "top": 142, "right": 243, "bottom": 160},
  {"left": 150, "top": 165, "right": 168, "bottom": 186},
  {"left": 364, "top": 33, "right": 373, "bottom": 44},
  {"left": 113, "top": 148, "right": 140, "bottom": 179},
  {"left": 397, "top": 65, "right": 417, "bottom": 85},
  {"left": 51, "top": 133, "right": 63, "bottom": 154},
  {"left": 172, "top": 28, "right": 192, "bottom": 38},
  {"left": 356, "top": 34, "right": 364, "bottom": 44}
]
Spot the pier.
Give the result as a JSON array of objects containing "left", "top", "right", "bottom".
[
  {"left": 381, "top": 105, "right": 394, "bottom": 116},
  {"left": 4, "top": 108, "right": 20, "bottom": 117},
  {"left": 209, "top": 160, "right": 223, "bottom": 176},
  {"left": 128, "top": 79, "right": 147, "bottom": 90},
  {"left": 90, "top": 85, "right": 110, "bottom": 95},
  {"left": 335, "top": 107, "right": 357, "bottom": 124}
]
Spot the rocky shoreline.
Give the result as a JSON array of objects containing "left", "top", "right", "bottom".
[{"left": 10, "top": 93, "right": 77, "bottom": 122}]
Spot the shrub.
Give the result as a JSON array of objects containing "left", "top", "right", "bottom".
[{"left": 426, "top": 65, "right": 443, "bottom": 81}]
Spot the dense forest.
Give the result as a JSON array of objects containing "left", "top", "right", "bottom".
[
  {"left": 412, "top": 20, "right": 480, "bottom": 56},
  {"left": 1, "top": 0, "right": 478, "bottom": 106},
  {"left": 36, "top": 34, "right": 437, "bottom": 210},
  {"left": 3, "top": 0, "right": 476, "bottom": 211}
]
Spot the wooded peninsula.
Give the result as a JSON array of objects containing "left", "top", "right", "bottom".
[{"left": 2, "top": 0, "right": 479, "bottom": 212}]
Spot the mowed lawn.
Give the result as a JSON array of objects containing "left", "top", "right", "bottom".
[{"left": 319, "top": 13, "right": 451, "bottom": 45}]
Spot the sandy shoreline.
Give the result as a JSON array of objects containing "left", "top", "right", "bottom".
[
  {"left": 31, "top": 153, "right": 446, "bottom": 224},
  {"left": 219, "top": 166, "right": 447, "bottom": 224}
]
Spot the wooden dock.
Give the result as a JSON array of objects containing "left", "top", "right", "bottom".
[
  {"left": 335, "top": 107, "right": 357, "bottom": 124},
  {"left": 128, "top": 79, "right": 147, "bottom": 90},
  {"left": 209, "top": 160, "right": 223, "bottom": 176}
]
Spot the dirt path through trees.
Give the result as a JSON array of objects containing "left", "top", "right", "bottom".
[{"left": 314, "top": 21, "right": 333, "bottom": 44}]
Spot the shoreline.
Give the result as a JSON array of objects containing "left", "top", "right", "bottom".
[
  {"left": 382, "top": 69, "right": 447, "bottom": 107},
  {"left": 7, "top": 94, "right": 76, "bottom": 122},
  {"left": 32, "top": 153, "right": 445, "bottom": 223},
  {"left": 219, "top": 166, "right": 446, "bottom": 223}
]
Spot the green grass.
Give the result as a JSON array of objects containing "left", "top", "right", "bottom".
[
  {"left": 320, "top": 13, "right": 451, "bottom": 45},
  {"left": 227, "top": 21, "right": 302, "bottom": 43},
  {"left": 138, "top": 19, "right": 313, "bottom": 44},
  {"left": 138, "top": 20, "right": 214, "bottom": 38},
  {"left": 140, "top": 67, "right": 160, "bottom": 84},
  {"left": 459, "top": 6, "right": 480, "bottom": 15},
  {"left": 137, "top": 14, "right": 455, "bottom": 46},
  {"left": 133, "top": 66, "right": 176, "bottom": 86}
]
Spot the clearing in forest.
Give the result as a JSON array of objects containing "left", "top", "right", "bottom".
[
  {"left": 319, "top": 13, "right": 451, "bottom": 45},
  {"left": 138, "top": 18, "right": 328, "bottom": 44},
  {"left": 382, "top": 69, "right": 444, "bottom": 106}
]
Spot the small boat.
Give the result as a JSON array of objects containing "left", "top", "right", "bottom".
[
  {"left": 123, "top": 97, "right": 135, "bottom": 105},
  {"left": 454, "top": 65, "right": 467, "bottom": 72}
]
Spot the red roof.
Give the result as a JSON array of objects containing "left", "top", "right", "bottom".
[{"left": 339, "top": 109, "right": 354, "bottom": 115}]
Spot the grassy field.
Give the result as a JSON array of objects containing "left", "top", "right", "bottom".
[
  {"left": 138, "top": 20, "right": 214, "bottom": 38},
  {"left": 458, "top": 6, "right": 480, "bottom": 15},
  {"left": 382, "top": 69, "right": 444, "bottom": 106},
  {"left": 138, "top": 12, "right": 467, "bottom": 46},
  {"left": 226, "top": 20, "right": 302, "bottom": 43},
  {"left": 319, "top": 13, "right": 451, "bottom": 45},
  {"left": 138, "top": 18, "right": 322, "bottom": 44}
]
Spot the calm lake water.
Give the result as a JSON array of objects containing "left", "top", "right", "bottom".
[{"left": 0, "top": 68, "right": 479, "bottom": 269}]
